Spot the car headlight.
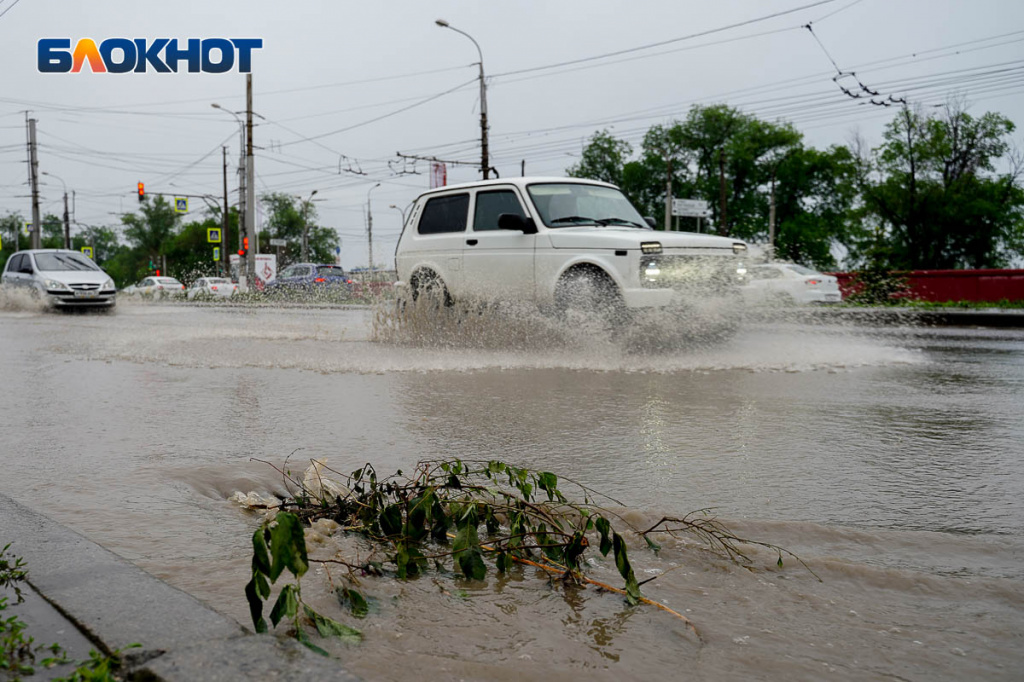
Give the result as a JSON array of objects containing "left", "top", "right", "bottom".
[
  {"left": 45, "top": 279, "right": 70, "bottom": 291},
  {"left": 644, "top": 261, "right": 661, "bottom": 280},
  {"left": 641, "top": 241, "right": 663, "bottom": 254},
  {"left": 101, "top": 279, "right": 115, "bottom": 291}
]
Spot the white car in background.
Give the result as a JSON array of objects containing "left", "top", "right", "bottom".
[
  {"left": 741, "top": 263, "right": 841, "bottom": 305},
  {"left": 121, "top": 276, "right": 186, "bottom": 299},
  {"left": 186, "top": 277, "right": 237, "bottom": 300}
]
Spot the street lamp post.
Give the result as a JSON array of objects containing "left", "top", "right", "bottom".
[
  {"left": 435, "top": 19, "right": 489, "bottom": 179},
  {"left": 388, "top": 203, "right": 407, "bottom": 227},
  {"left": 299, "top": 189, "right": 318, "bottom": 262},
  {"left": 366, "top": 183, "right": 381, "bottom": 281},
  {"left": 211, "top": 103, "right": 246, "bottom": 269},
  {"left": 42, "top": 172, "right": 71, "bottom": 249}
]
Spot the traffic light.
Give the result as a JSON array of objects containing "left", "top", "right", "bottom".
[
  {"left": 137, "top": 182, "right": 145, "bottom": 202},
  {"left": 238, "top": 236, "right": 248, "bottom": 257}
]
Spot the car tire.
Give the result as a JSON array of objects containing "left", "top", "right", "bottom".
[
  {"left": 410, "top": 271, "right": 452, "bottom": 309},
  {"left": 554, "top": 268, "right": 628, "bottom": 327}
]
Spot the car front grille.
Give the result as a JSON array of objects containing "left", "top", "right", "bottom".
[
  {"left": 640, "top": 254, "right": 745, "bottom": 292},
  {"left": 68, "top": 282, "right": 101, "bottom": 291}
]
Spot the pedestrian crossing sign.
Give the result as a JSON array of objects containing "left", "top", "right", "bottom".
[
  {"left": 81, "top": 246, "right": 94, "bottom": 259},
  {"left": 175, "top": 197, "right": 188, "bottom": 213},
  {"left": 213, "top": 247, "right": 221, "bottom": 262},
  {"left": 207, "top": 228, "right": 222, "bottom": 243}
]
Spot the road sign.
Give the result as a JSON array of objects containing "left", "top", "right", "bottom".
[
  {"left": 174, "top": 197, "right": 188, "bottom": 213},
  {"left": 207, "top": 227, "right": 222, "bottom": 243},
  {"left": 81, "top": 246, "right": 94, "bottom": 259},
  {"left": 22, "top": 222, "right": 31, "bottom": 236},
  {"left": 213, "top": 247, "right": 221, "bottom": 262},
  {"left": 269, "top": 238, "right": 286, "bottom": 247},
  {"left": 672, "top": 199, "right": 709, "bottom": 217}
]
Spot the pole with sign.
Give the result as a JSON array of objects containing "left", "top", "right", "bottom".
[{"left": 671, "top": 199, "right": 709, "bottom": 233}]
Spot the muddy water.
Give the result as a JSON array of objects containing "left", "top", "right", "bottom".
[{"left": 1, "top": 299, "right": 1022, "bottom": 680}]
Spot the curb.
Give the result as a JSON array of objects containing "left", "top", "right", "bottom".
[{"left": 0, "top": 494, "right": 360, "bottom": 681}]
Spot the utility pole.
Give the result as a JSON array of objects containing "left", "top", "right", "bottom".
[
  {"left": 366, "top": 183, "right": 380, "bottom": 281},
  {"left": 222, "top": 146, "right": 230, "bottom": 277},
  {"left": 244, "top": 73, "right": 256, "bottom": 288},
  {"left": 718, "top": 149, "right": 728, "bottom": 237},
  {"left": 62, "top": 191, "right": 70, "bottom": 249},
  {"left": 435, "top": 20, "right": 489, "bottom": 179},
  {"left": 27, "top": 118, "right": 41, "bottom": 250},
  {"left": 664, "top": 156, "right": 673, "bottom": 232},
  {"left": 300, "top": 189, "right": 318, "bottom": 262}
]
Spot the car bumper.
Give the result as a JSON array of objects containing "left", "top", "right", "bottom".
[{"left": 47, "top": 291, "right": 116, "bottom": 307}]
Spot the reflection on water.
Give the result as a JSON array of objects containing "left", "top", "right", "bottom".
[{"left": 1, "top": 304, "right": 1022, "bottom": 680}]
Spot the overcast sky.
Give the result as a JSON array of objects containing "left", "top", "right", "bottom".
[{"left": 2, "top": 0, "right": 1023, "bottom": 269}]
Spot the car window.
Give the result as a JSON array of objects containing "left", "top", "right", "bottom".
[
  {"left": 141, "top": 278, "right": 153, "bottom": 287},
  {"left": 418, "top": 193, "right": 469, "bottom": 234},
  {"left": 33, "top": 252, "right": 99, "bottom": 271},
  {"left": 296, "top": 266, "right": 312, "bottom": 277},
  {"left": 7, "top": 254, "right": 23, "bottom": 273},
  {"left": 316, "top": 266, "right": 345, "bottom": 277},
  {"left": 18, "top": 255, "right": 34, "bottom": 274},
  {"left": 473, "top": 190, "right": 526, "bottom": 232}
]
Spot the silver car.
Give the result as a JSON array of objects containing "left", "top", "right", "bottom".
[{"left": 1, "top": 249, "right": 116, "bottom": 308}]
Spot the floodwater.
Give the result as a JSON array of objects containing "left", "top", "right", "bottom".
[{"left": 1, "top": 297, "right": 1022, "bottom": 681}]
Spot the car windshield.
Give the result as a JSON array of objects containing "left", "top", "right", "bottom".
[
  {"left": 33, "top": 252, "right": 100, "bottom": 272},
  {"left": 316, "top": 266, "right": 345, "bottom": 277},
  {"left": 786, "top": 265, "right": 820, "bottom": 276},
  {"left": 157, "top": 278, "right": 182, "bottom": 285},
  {"left": 527, "top": 183, "right": 648, "bottom": 229},
  {"left": 207, "top": 278, "right": 230, "bottom": 284}
]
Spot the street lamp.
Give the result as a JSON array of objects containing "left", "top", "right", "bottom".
[
  {"left": 388, "top": 203, "right": 408, "bottom": 226},
  {"left": 42, "top": 171, "right": 71, "bottom": 249},
  {"left": 366, "top": 183, "right": 381, "bottom": 280},
  {"left": 435, "top": 19, "right": 490, "bottom": 179},
  {"left": 211, "top": 103, "right": 247, "bottom": 261},
  {"left": 299, "top": 189, "right": 318, "bottom": 262}
]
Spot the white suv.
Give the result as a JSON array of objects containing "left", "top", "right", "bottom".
[{"left": 394, "top": 177, "right": 748, "bottom": 315}]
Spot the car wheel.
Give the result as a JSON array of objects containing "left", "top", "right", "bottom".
[
  {"left": 554, "top": 268, "right": 628, "bottom": 327},
  {"left": 410, "top": 271, "right": 452, "bottom": 308}
]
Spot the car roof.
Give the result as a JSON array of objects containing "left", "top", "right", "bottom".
[
  {"left": 414, "top": 176, "right": 617, "bottom": 200},
  {"left": 14, "top": 249, "right": 87, "bottom": 255}
]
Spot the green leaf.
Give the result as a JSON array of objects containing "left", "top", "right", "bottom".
[
  {"left": 296, "top": 628, "right": 330, "bottom": 657},
  {"left": 643, "top": 535, "right": 662, "bottom": 553},
  {"left": 495, "top": 551, "right": 512, "bottom": 573},
  {"left": 304, "top": 605, "right": 363, "bottom": 643},
  {"left": 777, "top": 554, "right": 784, "bottom": 568},
  {"left": 337, "top": 587, "right": 369, "bottom": 618},
  {"left": 269, "top": 513, "right": 309, "bottom": 581},
  {"left": 595, "top": 517, "right": 612, "bottom": 556},
  {"left": 379, "top": 504, "right": 403, "bottom": 538},
  {"left": 252, "top": 527, "right": 271, "bottom": 575},
  {"left": 453, "top": 524, "right": 486, "bottom": 580},
  {"left": 244, "top": 577, "right": 267, "bottom": 633},
  {"left": 612, "top": 533, "right": 641, "bottom": 606},
  {"left": 537, "top": 472, "right": 558, "bottom": 501},
  {"left": 255, "top": 572, "right": 271, "bottom": 600},
  {"left": 269, "top": 584, "right": 299, "bottom": 628}
]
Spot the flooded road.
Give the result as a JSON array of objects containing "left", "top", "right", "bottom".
[{"left": 1, "top": 300, "right": 1022, "bottom": 680}]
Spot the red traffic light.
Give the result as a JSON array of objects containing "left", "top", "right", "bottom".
[
  {"left": 243, "top": 237, "right": 249, "bottom": 250},
  {"left": 137, "top": 182, "right": 145, "bottom": 202}
]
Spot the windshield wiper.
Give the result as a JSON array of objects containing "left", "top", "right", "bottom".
[
  {"left": 595, "top": 218, "right": 645, "bottom": 228},
  {"left": 549, "top": 216, "right": 599, "bottom": 225}
]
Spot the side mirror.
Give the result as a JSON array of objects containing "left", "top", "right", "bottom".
[
  {"left": 644, "top": 216, "right": 657, "bottom": 228},
  {"left": 498, "top": 213, "right": 538, "bottom": 235}
]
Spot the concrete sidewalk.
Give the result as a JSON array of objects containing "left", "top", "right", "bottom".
[{"left": 0, "top": 494, "right": 360, "bottom": 681}]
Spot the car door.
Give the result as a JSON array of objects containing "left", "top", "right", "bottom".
[
  {"left": 408, "top": 192, "right": 469, "bottom": 296},
  {"left": 3, "top": 254, "right": 23, "bottom": 287},
  {"left": 461, "top": 187, "right": 535, "bottom": 300}
]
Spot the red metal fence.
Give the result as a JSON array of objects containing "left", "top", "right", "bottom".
[{"left": 832, "top": 269, "right": 1024, "bottom": 303}]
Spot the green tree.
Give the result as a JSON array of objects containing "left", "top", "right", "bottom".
[
  {"left": 0, "top": 212, "right": 27, "bottom": 271},
  {"left": 567, "top": 130, "right": 633, "bottom": 187},
  {"left": 121, "top": 196, "right": 180, "bottom": 266},
  {"left": 260, "top": 193, "right": 339, "bottom": 266},
  {"left": 72, "top": 225, "right": 121, "bottom": 264},
  {"left": 857, "top": 102, "right": 1024, "bottom": 269}
]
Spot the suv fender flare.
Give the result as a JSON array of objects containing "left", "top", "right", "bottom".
[{"left": 547, "top": 259, "right": 625, "bottom": 304}]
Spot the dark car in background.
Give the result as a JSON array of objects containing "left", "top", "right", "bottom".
[{"left": 265, "top": 263, "right": 353, "bottom": 297}]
